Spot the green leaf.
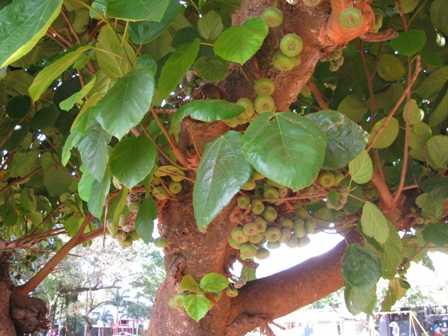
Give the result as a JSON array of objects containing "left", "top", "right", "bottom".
[
  {"left": 429, "top": 92, "right": 448, "bottom": 128},
  {"left": 337, "top": 95, "right": 368, "bottom": 123},
  {"left": 342, "top": 244, "right": 382, "bottom": 289},
  {"left": 402, "top": 99, "right": 424, "bottom": 125},
  {"left": 425, "top": 135, "right": 448, "bottom": 170},
  {"left": 183, "top": 294, "right": 211, "bottom": 322},
  {"left": 423, "top": 222, "right": 448, "bottom": 246},
  {"left": 200, "top": 273, "right": 229, "bottom": 292},
  {"left": 0, "top": 0, "right": 63, "bottom": 68},
  {"left": 30, "top": 104, "right": 60, "bottom": 130},
  {"left": 419, "top": 176, "right": 448, "bottom": 200},
  {"left": 158, "top": 38, "right": 200, "bottom": 98},
  {"left": 96, "top": 27, "right": 135, "bottom": 81},
  {"left": 361, "top": 201, "right": 389, "bottom": 244},
  {"left": 78, "top": 122, "right": 111, "bottom": 182},
  {"left": 377, "top": 54, "right": 406, "bottom": 82},
  {"left": 214, "top": 18, "right": 268, "bottom": 65},
  {"left": 344, "top": 283, "right": 377, "bottom": 316},
  {"left": 430, "top": 0, "right": 448, "bottom": 37},
  {"left": 110, "top": 136, "right": 157, "bottom": 189},
  {"left": 6, "top": 96, "right": 31, "bottom": 119},
  {"left": 368, "top": 117, "right": 399, "bottom": 149},
  {"left": 390, "top": 30, "right": 427, "bottom": 56},
  {"left": 379, "top": 222, "right": 403, "bottom": 279},
  {"left": 94, "top": 68, "right": 155, "bottom": 140},
  {"left": 241, "top": 112, "right": 327, "bottom": 192},
  {"left": 128, "top": 0, "right": 180, "bottom": 44},
  {"left": 87, "top": 170, "right": 110, "bottom": 218},
  {"left": 198, "top": 11, "right": 223, "bottom": 41},
  {"left": 41, "top": 153, "right": 74, "bottom": 197},
  {"left": 306, "top": 110, "right": 368, "bottom": 170},
  {"left": 381, "top": 278, "right": 408, "bottom": 311},
  {"left": 194, "top": 57, "right": 229, "bottom": 82},
  {"left": 415, "top": 66, "right": 448, "bottom": 101},
  {"left": 180, "top": 275, "right": 203, "bottom": 294},
  {"left": 29, "top": 46, "right": 91, "bottom": 101},
  {"left": 59, "top": 76, "right": 96, "bottom": 111},
  {"left": 193, "top": 131, "right": 252, "bottom": 230},
  {"left": 135, "top": 197, "right": 157, "bottom": 244},
  {"left": 64, "top": 216, "right": 83, "bottom": 237},
  {"left": 107, "top": 0, "right": 169, "bottom": 22},
  {"left": 175, "top": 100, "right": 244, "bottom": 123},
  {"left": 415, "top": 193, "right": 444, "bottom": 221},
  {"left": 348, "top": 150, "right": 372, "bottom": 184},
  {"left": 78, "top": 171, "right": 95, "bottom": 202}
]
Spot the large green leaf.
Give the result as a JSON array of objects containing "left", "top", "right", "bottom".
[
  {"left": 415, "top": 66, "right": 448, "bottom": 101},
  {"left": 425, "top": 135, "right": 448, "bottom": 170},
  {"left": 135, "top": 197, "right": 157, "bottom": 244},
  {"left": 96, "top": 27, "right": 135, "bottom": 81},
  {"left": 199, "top": 273, "right": 229, "bottom": 292},
  {"left": 193, "top": 131, "right": 252, "bottom": 230},
  {"left": 368, "top": 117, "right": 399, "bottom": 149},
  {"left": 0, "top": 0, "right": 62, "bottom": 68},
  {"left": 361, "top": 201, "right": 389, "bottom": 244},
  {"left": 306, "top": 110, "right": 368, "bottom": 170},
  {"left": 390, "top": 30, "right": 427, "bottom": 56},
  {"left": 109, "top": 136, "right": 157, "bottom": 189},
  {"left": 241, "top": 113, "right": 327, "bottom": 192},
  {"left": 158, "top": 38, "right": 200, "bottom": 98},
  {"left": 429, "top": 92, "right": 448, "bottom": 128},
  {"left": 180, "top": 275, "right": 203, "bottom": 294},
  {"left": 430, "top": 0, "right": 448, "bottom": 37},
  {"left": 377, "top": 54, "right": 406, "bottom": 82},
  {"left": 183, "top": 294, "right": 211, "bottom": 322},
  {"left": 341, "top": 244, "right": 381, "bottom": 289},
  {"left": 94, "top": 68, "right": 155, "bottom": 140},
  {"left": 214, "top": 18, "right": 268, "bottom": 65},
  {"left": 423, "top": 222, "right": 448, "bottom": 246},
  {"left": 128, "top": 0, "right": 181, "bottom": 44},
  {"left": 41, "top": 153, "right": 74, "bottom": 197},
  {"left": 107, "top": 0, "right": 169, "bottom": 22},
  {"left": 344, "top": 283, "right": 377, "bottom": 316},
  {"left": 415, "top": 193, "right": 444, "bottom": 221},
  {"left": 175, "top": 100, "right": 244, "bottom": 123},
  {"left": 198, "top": 11, "right": 223, "bottom": 41},
  {"left": 28, "top": 46, "right": 91, "bottom": 101},
  {"left": 348, "top": 150, "right": 372, "bottom": 184},
  {"left": 87, "top": 170, "right": 110, "bottom": 218},
  {"left": 78, "top": 122, "right": 111, "bottom": 182},
  {"left": 379, "top": 222, "right": 403, "bottom": 279},
  {"left": 193, "top": 57, "right": 229, "bottom": 82},
  {"left": 337, "top": 95, "right": 368, "bottom": 123}
]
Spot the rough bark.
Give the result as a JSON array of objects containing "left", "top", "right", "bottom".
[{"left": 0, "top": 282, "right": 15, "bottom": 336}]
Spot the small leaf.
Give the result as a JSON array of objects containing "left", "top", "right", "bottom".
[
  {"left": 214, "top": 18, "right": 268, "bottom": 65},
  {"left": 402, "top": 99, "right": 423, "bottom": 125},
  {"left": 180, "top": 275, "right": 203, "bottom": 294},
  {"left": 135, "top": 197, "right": 157, "bottom": 244},
  {"left": 107, "top": 0, "right": 169, "bottom": 22},
  {"left": 198, "top": 11, "right": 223, "bottom": 41},
  {"left": 423, "top": 222, "right": 448, "bottom": 246},
  {"left": 109, "top": 136, "right": 157, "bottom": 189},
  {"left": 368, "top": 117, "right": 399, "bottom": 149},
  {"left": 175, "top": 100, "right": 244, "bottom": 123},
  {"left": 377, "top": 54, "right": 406, "bottom": 82},
  {"left": 341, "top": 244, "right": 382, "bottom": 289},
  {"left": 425, "top": 135, "right": 448, "bottom": 170},
  {"left": 29, "top": 46, "right": 92, "bottom": 101},
  {"left": 306, "top": 110, "right": 368, "bottom": 170},
  {"left": 94, "top": 68, "right": 155, "bottom": 140},
  {"left": 344, "top": 283, "right": 377, "bottom": 316},
  {"left": 158, "top": 39, "right": 200, "bottom": 98},
  {"left": 390, "top": 30, "right": 427, "bottom": 56},
  {"left": 193, "top": 131, "right": 252, "bottom": 230},
  {"left": 241, "top": 113, "right": 327, "bottom": 192},
  {"left": 348, "top": 150, "right": 372, "bottom": 184},
  {"left": 0, "top": 0, "right": 63, "bottom": 68},
  {"left": 200, "top": 273, "right": 229, "bottom": 292},
  {"left": 59, "top": 76, "right": 96, "bottom": 111},
  {"left": 183, "top": 294, "right": 211, "bottom": 322},
  {"left": 87, "top": 170, "right": 111, "bottom": 218},
  {"left": 361, "top": 201, "right": 389, "bottom": 244},
  {"left": 194, "top": 57, "right": 229, "bottom": 82}
]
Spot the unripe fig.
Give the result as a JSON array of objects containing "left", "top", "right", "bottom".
[
  {"left": 154, "top": 236, "right": 168, "bottom": 248},
  {"left": 272, "top": 52, "right": 294, "bottom": 72},
  {"left": 303, "top": 0, "right": 321, "bottom": 7},
  {"left": 169, "top": 181, "right": 183, "bottom": 194},
  {"left": 262, "top": 205, "right": 278, "bottom": 222},
  {"left": 238, "top": 195, "right": 251, "bottom": 209},
  {"left": 339, "top": 7, "right": 363, "bottom": 29},
  {"left": 226, "top": 287, "right": 239, "bottom": 298},
  {"left": 243, "top": 222, "right": 259, "bottom": 236},
  {"left": 333, "top": 170, "right": 345, "bottom": 186},
  {"left": 292, "top": 55, "right": 301, "bottom": 67},
  {"left": 254, "top": 78, "right": 275, "bottom": 95},
  {"left": 115, "top": 231, "right": 127, "bottom": 242},
  {"left": 231, "top": 227, "right": 249, "bottom": 243},
  {"left": 262, "top": 7, "right": 283, "bottom": 28},
  {"left": 255, "top": 247, "right": 270, "bottom": 260},
  {"left": 254, "top": 94, "right": 276, "bottom": 114},
  {"left": 331, "top": 50, "right": 343, "bottom": 60},
  {"left": 157, "top": 165, "right": 185, "bottom": 182},
  {"left": 293, "top": 219, "right": 307, "bottom": 238},
  {"left": 254, "top": 217, "right": 268, "bottom": 232},
  {"left": 278, "top": 187, "right": 289, "bottom": 198},
  {"left": 318, "top": 171, "right": 336, "bottom": 188},
  {"left": 279, "top": 227, "right": 293, "bottom": 243},
  {"left": 234, "top": 276, "right": 247, "bottom": 289},
  {"left": 169, "top": 293, "right": 186, "bottom": 309},
  {"left": 265, "top": 226, "right": 281, "bottom": 242},
  {"left": 128, "top": 201, "right": 140, "bottom": 213},
  {"left": 107, "top": 220, "right": 119, "bottom": 235},
  {"left": 280, "top": 219, "right": 294, "bottom": 230},
  {"left": 297, "top": 236, "right": 311, "bottom": 248},
  {"left": 152, "top": 186, "right": 169, "bottom": 200},
  {"left": 286, "top": 0, "right": 299, "bottom": 4},
  {"left": 280, "top": 33, "right": 303, "bottom": 57},
  {"left": 239, "top": 243, "right": 257, "bottom": 260},
  {"left": 305, "top": 218, "right": 317, "bottom": 234},
  {"left": 249, "top": 232, "right": 264, "bottom": 244},
  {"left": 242, "top": 178, "right": 256, "bottom": 190},
  {"left": 295, "top": 206, "right": 310, "bottom": 219},
  {"left": 286, "top": 235, "right": 300, "bottom": 248},
  {"left": 236, "top": 98, "right": 256, "bottom": 118},
  {"left": 129, "top": 231, "right": 140, "bottom": 241},
  {"left": 267, "top": 241, "right": 281, "bottom": 249},
  {"left": 251, "top": 199, "right": 265, "bottom": 215},
  {"left": 335, "top": 56, "right": 345, "bottom": 67},
  {"left": 252, "top": 170, "right": 265, "bottom": 180},
  {"left": 118, "top": 214, "right": 126, "bottom": 227},
  {"left": 119, "top": 238, "right": 133, "bottom": 248},
  {"left": 228, "top": 236, "right": 242, "bottom": 249},
  {"left": 329, "top": 62, "right": 340, "bottom": 72},
  {"left": 263, "top": 187, "right": 280, "bottom": 199}
]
